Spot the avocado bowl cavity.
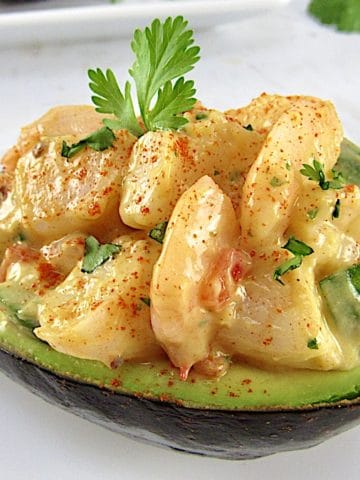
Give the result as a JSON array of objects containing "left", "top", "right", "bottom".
[{"left": 1, "top": 305, "right": 360, "bottom": 460}]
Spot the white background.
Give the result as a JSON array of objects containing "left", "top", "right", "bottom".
[{"left": 1, "top": 0, "right": 360, "bottom": 478}]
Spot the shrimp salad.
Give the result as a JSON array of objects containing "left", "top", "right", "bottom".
[{"left": 0, "top": 93, "right": 359, "bottom": 380}]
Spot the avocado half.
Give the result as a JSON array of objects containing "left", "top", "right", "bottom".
[
  {"left": 1, "top": 310, "right": 360, "bottom": 460},
  {"left": 1, "top": 139, "right": 360, "bottom": 460}
]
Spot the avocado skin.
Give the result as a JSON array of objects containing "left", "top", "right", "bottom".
[{"left": 1, "top": 349, "right": 360, "bottom": 460}]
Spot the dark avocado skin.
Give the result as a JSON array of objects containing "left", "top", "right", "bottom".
[{"left": 1, "top": 348, "right": 360, "bottom": 460}]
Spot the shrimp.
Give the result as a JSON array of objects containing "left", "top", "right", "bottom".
[
  {"left": 120, "top": 109, "right": 263, "bottom": 229},
  {"left": 240, "top": 97, "right": 343, "bottom": 249},
  {"left": 150, "top": 176, "right": 248, "bottom": 378},
  {"left": 35, "top": 233, "right": 163, "bottom": 367}
]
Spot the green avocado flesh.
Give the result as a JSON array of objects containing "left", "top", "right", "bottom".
[
  {"left": 320, "top": 265, "right": 360, "bottom": 341},
  {"left": 1, "top": 306, "right": 360, "bottom": 410},
  {"left": 335, "top": 138, "right": 360, "bottom": 187},
  {"left": 0, "top": 139, "right": 360, "bottom": 412}
]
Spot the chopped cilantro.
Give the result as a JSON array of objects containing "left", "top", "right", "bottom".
[
  {"left": 270, "top": 176, "right": 285, "bottom": 187},
  {"left": 273, "top": 237, "right": 314, "bottom": 285},
  {"left": 140, "top": 297, "right": 151, "bottom": 306},
  {"left": 307, "top": 338, "right": 319, "bottom": 350},
  {"left": 149, "top": 221, "right": 168, "bottom": 244},
  {"left": 332, "top": 199, "right": 341, "bottom": 219},
  {"left": 81, "top": 236, "right": 121, "bottom": 273},
  {"left": 61, "top": 127, "right": 115, "bottom": 159},
  {"left": 14, "top": 232, "right": 26, "bottom": 242},
  {"left": 307, "top": 208, "right": 319, "bottom": 220},
  {"left": 273, "top": 256, "right": 302, "bottom": 286},
  {"left": 244, "top": 124, "right": 253, "bottom": 131},
  {"left": 300, "top": 159, "right": 345, "bottom": 190},
  {"left": 195, "top": 113, "right": 208, "bottom": 120},
  {"left": 282, "top": 237, "right": 314, "bottom": 257}
]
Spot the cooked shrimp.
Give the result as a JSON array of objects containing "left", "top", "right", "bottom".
[
  {"left": 150, "top": 176, "right": 248, "bottom": 378},
  {"left": 240, "top": 98, "right": 343, "bottom": 249}
]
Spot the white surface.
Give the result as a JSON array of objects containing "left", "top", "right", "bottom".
[
  {"left": 1, "top": 0, "right": 360, "bottom": 478},
  {"left": 0, "top": 0, "right": 289, "bottom": 46}
]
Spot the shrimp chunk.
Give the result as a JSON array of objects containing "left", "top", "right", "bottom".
[
  {"left": 218, "top": 258, "right": 351, "bottom": 370},
  {"left": 150, "top": 176, "right": 246, "bottom": 376},
  {"left": 35, "top": 234, "right": 163, "bottom": 367},
  {"left": 14, "top": 130, "right": 135, "bottom": 244},
  {"left": 120, "top": 109, "right": 263, "bottom": 229},
  {"left": 240, "top": 97, "right": 343, "bottom": 248}
]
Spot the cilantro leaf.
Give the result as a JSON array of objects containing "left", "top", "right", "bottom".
[
  {"left": 273, "top": 237, "right": 314, "bottom": 284},
  {"left": 89, "top": 16, "right": 200, "bottom": 137},
  {"left": 273, "top": 256, "right": 302, "bottom": 285},
  {"left": 300, "top": 159, "right": 346, "bottom": 190},
  {"left": 61, "top": 126, "right": 116, "bottom": 159},
  {"left": 140, "top": 297, "right": 151, "bottom": 307},
  {"left": 300, "top": 159, "right": 329, "bottom": 189},
  {"left": 308, "top": 0, "right": 360, "bottom": 32},
  {"left": 149, "top": 221, "right": 168, "bottom": 244},
  {"left": 81, "top": 236, "right": 121, "bottom": 273},
  {"left": 147, "top": 78, "right": 196, "bottom": 131},
  {"left": 270, "top": 176, "right": 286, "bottom": 187},
  {"left": 130, "top": 16, "right": 200, "bottom": 129},
  {"left": 307, "top": 338, "right": 319, "bottom": 350},
  {"left": 282, "top": 236, "right": 314, "bottom": 256},
  {"left": 88, "top": 69, "right": 143, "bottom": 137},
  {"left": 328, "top": 169, "right": 346, "bottom": 189},
  {"left": 307, "top": 208, "right": 319, "bottom": 220}
]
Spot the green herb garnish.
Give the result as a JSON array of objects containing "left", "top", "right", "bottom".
[
  {"left": 307, "top": 338, "right": 319, "bottom": 350},
  {"left": 308, "top": 0, "right": 360, "bottom": 32},
  {"left": 300, "top": 159, "right": 345, "bottom": 190},
  {"left": 61, "top": 127, "right": 116, "bottom": 159},
  {"left": 140, "top": 297, "right": 151, "bottom": 307},
  {"left": 270, "top": 177, "right": 285, "bottom": 187},
  {"left": 332, "top": 199, "right": 341, "bottom": 219},
  {"left": 195, "top": 113, "right": 208, "bottom": 120},
  {"left": 282, "top": 237, "right": 314, "bottom": 257},
  {"left": 14, "top": 232, "right": 26, "bottom": 242},
  {"left": 244, "top": 124, "right": 253, "bottom": 131},
  {"left": 307, "top": 208, "right": 319, "bottom": 220},
  {"left": 273, "top": 237, "right": 314, "bottom": 285},
  {"left": 81, "top": 236, "right": 121, "bottom": 273},
  {"left": 149, "top": 221, "right": 168, "bottom": 244},
  {"left": 89, "top": 16, "right": 200, "bottom": 137},
  {"left": 273, "top": 256, "right": 303, "bottom": 285}
]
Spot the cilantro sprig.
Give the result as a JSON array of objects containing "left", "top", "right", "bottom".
[
  {"left": 81, "top": 236, "right": 121, "bottom": 273},
  {"left": 300, "top": 159, "right": 345, "bottom": 190},
  {"left": 61, "top": 126, "right": 116, "bottom": 159},
  {"left": 89, "top": 16, "right": 200, "bottom": 138},
  {"left": 273, "top": 237, "right": 314, "bottom": 285}
]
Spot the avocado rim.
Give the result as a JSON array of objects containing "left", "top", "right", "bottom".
[
  {"left": 1, "top": 347, "right": 360, "bottom": 461},
  {"left": 1, "top": 314, "right": 360, "bottom": 460}
]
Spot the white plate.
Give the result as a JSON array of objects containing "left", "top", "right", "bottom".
[{"left": 0, "top": 0, "right": 290, "bottom": 46}]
